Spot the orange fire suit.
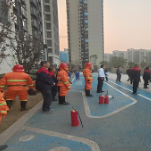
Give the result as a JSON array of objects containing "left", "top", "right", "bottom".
[
  {"left": 57, "top": 69, "right": 71, "bottom": 96},
  {"left": 83, "top": 68, "right": 93, "bottom": 90},
  {"left": 0, "top": 92, "right": 9, "bottom": 123},
  {"left": 0, "top": 72, "right": 33, "bottom": 102}
]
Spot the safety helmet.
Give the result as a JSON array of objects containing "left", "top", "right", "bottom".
[
  {"left": 12, "top": 64, "right": 24, "bottom": 72},
  {"left": 59, "top": 63, "right": 68, "bottom": 69},
  {"left": 85, "top": 62, "right": 92, "bottom": 68}
]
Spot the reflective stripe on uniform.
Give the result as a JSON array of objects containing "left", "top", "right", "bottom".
[
  {"left": 0, "top": 102, "right": 6, "bottom": 106},
  {"left": 64, "top": 82, "right": 69, "bottom": 84},
  {"left": 0, "top": 86, "right": 4, "bottom": 87},
  {"left": 0, "top": 111, "right": 7, "bottom": 113},
  {"left": 57, "top": 77, "right": 61, "bottom": 79},
  {"left": 86, "top": 77, "right": 93, "bottom": 79},
  {"left": 28, "top": 84, "right": 33, "bottom": 87},
  {"left": 21, "top": 100, "right": 28, "bottom": 102},
  {"left": 7, "top": 80, "right": 27, "bottom": 82}
]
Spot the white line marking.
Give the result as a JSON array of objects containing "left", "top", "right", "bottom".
[
  {"left": 23, "top": 126, "right": 101, "bottom": 151},
  {"left": 109, "top": 80, "right": 151, "bottom": 101},
  {"left": 71, "top": 77, "right": 75, "bottom": 82},
  {"left": 82, "top": 82, "right": 137, "bottom": 119}
]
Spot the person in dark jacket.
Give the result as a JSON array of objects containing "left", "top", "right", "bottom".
[
  {"left": 116, "top": 66, "right": 122, "bottom": 82},
  {"left": 131, "top": 64, "right": 140, "bottom": 94},
  {"left": 143, "top": 67, "right": 151, "bottom": 89},
  {"left": 48, "top": 67, "right": 58, "bottom": 101},
  {"left": 36, "top": 61, "right": 55, "bottom": 112},
  {"left": 127, "top": 67, "right": 132, "bottom": 84}
]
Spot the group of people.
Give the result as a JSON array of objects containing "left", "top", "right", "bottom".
[{"left": 117, "top": 64, "right": 151, "bottom": 95}]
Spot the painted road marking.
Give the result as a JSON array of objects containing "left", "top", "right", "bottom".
[
  {"left": 109, "top": 80, "right": 151, "bottom": 101},
  {"left": 76, "top": 80, "right": 82, "bottom": 85},
  {"left": 23, "top": 126, "right": 101, "bottom": 151},
  {"left": 82, "top": 82, "right": 137, "bottom": 119},
  {"left": 50, "top": 147, "right": 71, "bottom": 151},
  {"left": 19, "top": 135, "right": 35, "bottom": 142}
]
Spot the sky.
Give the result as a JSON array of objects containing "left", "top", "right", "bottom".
[{"left": 58, "top": 0, "right": 151, "bottom": 53}]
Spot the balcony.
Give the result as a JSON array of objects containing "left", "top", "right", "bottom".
[
  {"left": 30, "top": 0, "right": 37, "bottom": 7},
  {"left": 21, "top": 0, "right": 26, "bottom": 5},
  {"left": 30, "top": 8, "right": 38, "bottom": 18},
  {"left": 32, "top": 20, "right": 38, "bottom": 29},
  {"left": 21, "top": 7, "right": 26, "bottom": 19}
]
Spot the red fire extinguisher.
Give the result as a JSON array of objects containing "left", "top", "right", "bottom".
[
  {"left": 99, "top": 95, "right": 104, "bottom": 104},
  {"left": 104, "top": 91, "right": 109, "bottom": 104},
  {"left": 71, "top": 110, "right": 79, "bottom": 127}
]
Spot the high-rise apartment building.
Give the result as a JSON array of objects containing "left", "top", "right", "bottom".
[
  {"left": 42, "top": 0, "right": 60, "bottom": 66},
  {"left": 66, "top": 0, "right": 104, "bottom": 67}
]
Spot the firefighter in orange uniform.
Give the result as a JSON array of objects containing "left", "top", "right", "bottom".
[
  {"left": 83, "top": 62, "right": 93, "bottom": 97},
  {"left": 0, "top": 65, "right": 34, "bottom": 111},
  {"left": 0, "top": 92, "right": 9, "bottom": 150},
  {"left": 57, "top": 63, "right": 71, "bottom": 105}
]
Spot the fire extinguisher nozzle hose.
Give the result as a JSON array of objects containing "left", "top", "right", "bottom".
[{"left": 72, "top": 106, "right": 84, "bottom": 128}]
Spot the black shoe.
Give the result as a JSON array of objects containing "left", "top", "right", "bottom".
[
  {"left": 43, "top": 109, "right": 54, "bottom": 113},
  {"left": 21, "top": 108, "right": 28, "bottom": 111},
  {"left": 59, "top": 102, "right": 70, "bottom": 105},
  {"left": 87, "top": 95, "right": 93, "bottom": 97},
  {"left": 20, "top": 101, "right": 28, "bottom": 111},
  {"left": 86, "top": 90, "right": 93, "bottom": 96},
  {"left": 59, "top": 96, "right": 65, "bottom": 104},
  {"left": 132, "top": 92, "right": 139, "bottom": 95},
  {"left": 144, "top": 87, "right": 149, "bottom": 89},
  {"left": 53, "top": 98, "right": 58, "bottom": 101},
  {"left": 6, "top": 100, "right": 13, "bottom": 109},
  {"left": 0, "top": 145, "right": 8, "bottom": 150}
]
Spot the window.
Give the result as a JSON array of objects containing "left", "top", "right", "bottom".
[
  {"left": 45, "top": 0, "right": 50, "bottom": 3},
  {"left": 45, "top": 14, "right": 51, "bottom": 21},
  {"left": 48, "top": 48, "right": 52, "bottom": 53},
  {"left": 48, "top": 56, "right": 53, "bottom": 63},
  {"left": 44, "top": 5, "right": 50, "bottom": 12},
  {"left": 47, "top": 40, "right": 52, "bottom": 47},
  {"left": 84, "top": 20, "right": 88, "bottom": 23},
  {"left": 46, "top": 23, "right": 51, "bottom": 29},
  {"left": 84, "top": 12, "right": 88, "bottom": 16},
  {"left": 47, "top": 32, "right": 51, "bottom": 38}
]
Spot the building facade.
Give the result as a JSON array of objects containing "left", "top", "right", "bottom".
[
  {"left": 42, "top": 0, "right": 60, "bottom": 67},
  {"left": 66, "top": 0, "right": 104, "bottom": 68}
]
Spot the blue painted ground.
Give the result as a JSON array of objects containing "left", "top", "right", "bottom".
[
  {"left": 5, "top": 130, "right": 91, "bottom": 151},
  {"left": 72, "top": 75, "right": 134, "bottom": 117},
  {"left": 109, "top": 78, "right": 151, "bottom": 98},
  {"left": 2, "top": 74, "right": 151, "bottom": 151}
]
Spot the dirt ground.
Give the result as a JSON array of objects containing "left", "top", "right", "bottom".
[{"left": 0, "top": 93, "right": 43, "bottom": 134}]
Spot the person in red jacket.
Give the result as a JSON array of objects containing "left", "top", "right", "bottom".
[
  {"left": 0, "top": 65, "right": 34, "bottom": 111},
  {"left": 57, "top": 63, "right": 71, "bottom": 105},
  {"left": 143, "top": 67, "right": 151, "bottom": 89},
  {"left": 131, "top": 64, "right": 141, "bottom": 94},
  {"left": 48, "top": 67, "right": 58, "bottom": 101},
  {"left": 36, "top": 61, "right": 55, "bottom": 112}
]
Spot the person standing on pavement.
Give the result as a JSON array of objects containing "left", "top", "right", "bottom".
[
  {"left": 143, "top": 67, "right": 150, "bottom": 89},
  {"left": 0, "top": 92, "right": 9, "bottom": 150},
  {"left": 36, "top": 61, "right": 55, "bottom": 112},
  {"left": 0, "top": 65, "right": 34, "bottom": 111},
  {"left": 75, "top": 71, "right": 80, "bottom": 80},
  {"left": 131, "top": 64, "right": 141, "bottom": 94},
  {"left": 116, "top": 66, "right": 122, "bottom": 82},
  {"left": 48, "top": 67, "right": 58, "bottom": 101},
  {"left": 57, "top": 63, "right": 71, "bottom": 105},
  {"left": 97, "top": 65, "right": 106, "bottom": 93},
  {"left": 83, "top": 62, "right": 93, "bottom": 97}
]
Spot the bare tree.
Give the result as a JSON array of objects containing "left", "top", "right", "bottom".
[
  {"left": 11, "top": 32, "right": 43, "bottom": 73},
  {"left": 0, "top": 0, "right": 16, "bottom": 66}
]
